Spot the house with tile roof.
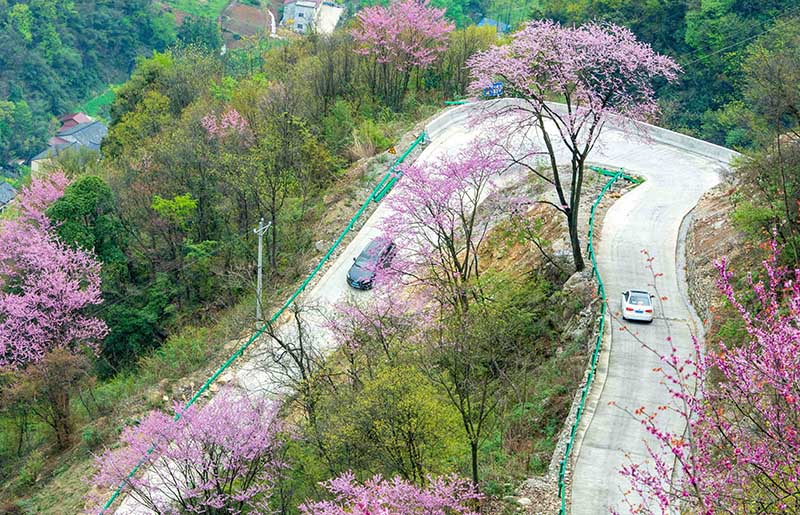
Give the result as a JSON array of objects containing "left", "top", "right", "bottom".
[{"left": 30, "top": 113, "right": 107, "bottom": 174}]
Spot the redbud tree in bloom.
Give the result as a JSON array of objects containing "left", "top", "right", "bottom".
[
  {"left": 382, "top": 142, "right": 506, "bottom": 314},
  {"left": 467, "top": 20, "right": 680, "bottom": 271},
  {"left": 351, "top": 0, "right": 453, "bottom": 110},
  {"left": 378, "top": 143, "right": 507, "bottom": 485},
  {"left": 299, "top": 472, "right": 481, "bottom": 515},
  {"left": 619, "top": 241, "right": 800, "bottom": 514},
  {"left": 0, "top": 172, "right": 107, "bottom": 368},
  {"left": 91, "top": 388, "right": 285, "bottom": 515},
  {"left": 201, "top": 108, "right": 251, "bottom": 141}
]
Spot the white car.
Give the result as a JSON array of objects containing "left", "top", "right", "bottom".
[{"left": 621, "top": 289, "right": 655, "bottom": 323}]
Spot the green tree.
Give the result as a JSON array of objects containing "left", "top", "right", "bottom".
[
  {"left": 322, "top": 365, "right": 463, "bottom": 484},
  {"left": 46, "top": 175, "right": 127, "bottom": 267},
  {"left": 428, "top": 24, "right": 497, "bottom": 98},
  {"left": 8, "top": 3, "right": 33, "bottom": 42},
  {"left": 177, "top": 16, "right": 223, "bottom": 53}
]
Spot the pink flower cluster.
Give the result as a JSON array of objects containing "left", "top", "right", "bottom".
[
  {"left": 351, "top": 0, "right": 454, "bottom": 73},
  {"left": 467, "top": 20, "right": 680, "bottom": 125},
  {"left": 380, "top": 143, "right": 506, "bottom": 302},
  {"left": 620, "top": 240, "right": 800, "bottom": 514},
  {"left": 201, "top": 108, "right": 251, "bottom": 139},
  {"left": 300, "top": 472, "right": 481, "bottom": 515},
  {"left": 91, "top": 388, "right": 285, "bottom": 515},
  {"left": 0, "top": 173, "right": 107, "bottom": 369}
]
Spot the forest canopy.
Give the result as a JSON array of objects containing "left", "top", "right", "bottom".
[{"left": 0, "top": 0, "right": 176, "bottom": 163}]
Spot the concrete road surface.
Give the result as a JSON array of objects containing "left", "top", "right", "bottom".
[
  {"left": 115, "top": 102, "right": 734, "bottom": 514},
  {"left": 567, "top": 127, "right": 728, "bottom": 514}
]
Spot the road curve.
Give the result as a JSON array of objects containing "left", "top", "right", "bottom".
[
  {"left": 238, "top": 101, "right": 733, "bottom": 513},
  {"left": 431, "top": 101, "right": 733, "bottom": 513},
  {"left": 568, "top": 126, "right": 729, "bottom": 514},
  {"left": 115, "top": 102, "right": 733, "bottom": 514}
]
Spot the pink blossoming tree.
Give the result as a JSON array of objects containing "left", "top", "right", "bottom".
[
  {"left": 0, "top": 173, "right": 107, "bottom": 369},
  {"left": 91, "top": 388, "right": 285, "bottom": 515},
  {"left": 299, "top": 472, "right": 481, "bottom": 515},
  {"left": 376, "top": 144, "right": 508, "bottom": 485},
  {"left": 382, "top": 143, "right": 506, "bottom": 313},
  {"left": 201, "top": 108, "right": 251, "bottom": 140},
  {"left": 619, "top": 241, "right": 800, "bottom": 514},
  {"left": 468, "top": 20, "right": 680, "bottom": 271},
  {"left": 351, "top": 0, "right": 453, "bottom": 109}
]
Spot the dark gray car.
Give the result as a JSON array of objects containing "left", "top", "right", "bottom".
[{"left": 346, "top": 239, "right": 396, "bottom": 290}]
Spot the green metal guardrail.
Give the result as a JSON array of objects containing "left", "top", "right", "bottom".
[
  {"left": 98, "top": 131, "right": 427, "bottom": 514},
  {"left": 557, "top": 165, "right": 639, "bottom": 515}
]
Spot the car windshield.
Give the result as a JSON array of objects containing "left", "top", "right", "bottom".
[
  {"left": 354, "top": 240, "right": 385, "bottom": 268},
  {"left": 629, "top": 292, "right": 651, "bottom": 305}
]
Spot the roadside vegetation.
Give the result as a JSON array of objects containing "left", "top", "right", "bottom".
[
  {"left": 2, "top": 0, "right": 800, "bottom": 514},
  {"left": 1, "top": 3, "right": 498, "bottom": 512}
]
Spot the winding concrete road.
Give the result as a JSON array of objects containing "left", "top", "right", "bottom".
[
  {"left": 116, "top": 102, "right": 735, "bottom": 514},
  {"left": 427, "top": 102, "right": 733, "bottom": 513},
  {"left": 238, "top": 101, "right": 734, "bottom": 514},
  {"left": 567, "top": 125, "right": 730, "bottom": 514}
]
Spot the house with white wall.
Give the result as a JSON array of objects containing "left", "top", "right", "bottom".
[{"left": 281, "top": 0, "right": 343, "bottom": 34}]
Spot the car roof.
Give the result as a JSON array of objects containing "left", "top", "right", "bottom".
[{"left": 628, "top": 289, "right": 650, "bottom": 294}]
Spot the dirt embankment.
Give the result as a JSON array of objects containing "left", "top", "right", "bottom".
[{"left": 684, "top": 178, "right": 747, "bottom": 337}]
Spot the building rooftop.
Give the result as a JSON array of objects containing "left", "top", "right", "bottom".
[{"left": 0, "top": 182, "right": 17, "bottom": 209}]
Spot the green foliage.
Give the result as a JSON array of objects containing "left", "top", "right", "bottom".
[
  {"left": 8, "top": 3, "right": 33, "bottom": 42},
  {"left": 47, "top": 176, "right": 126, "bottom": 265},
  {"left": 716, "top": 317, "right": 748, "bottom": 348},
  {"left": 210, "top": 76, "right": 238, "bottom": 102},
  {"left": 110, "top": 48, "right": 220, "bottom": 123},
  {"left": 139, "top": 328, "right": 206, "bottom": 378},
  {"left": 484, "top": 0, "right": 539, "bottom": 28},
  {"left": 319, "top": 365, "right": 464, "bottom": 484},
  {"left": 80, "top": 427, "right": 101, "bottom": 451},
  {"left": 322, "top": 100, "right": 356, "bottom": 154},
  {"left": 428, "top": 24, "right": 498, "bottom": 98},
  {"left": 731, "top": 201, "right": 775, "bottom": 239},
  {"left": 164, "top": 0, "right": 230, "bottom": 19},
  {"left": 103, "top": 90, "right": 173, "bottom": 158},
  {"left": 0, "top": 99, "right": 40, "bottom": 162},
  {"left": 177, "top": 16, "right": 223, "bottom": 53},
  {"left": 352, "top": 119, "right": 391, "bottom": 155},
  {"left": 0, "top": 0, "right": 176, "bottom": 163},
  {"left": 152, "top": 193, "right": 198, "bottom": 229},
  {"left": 16, "top": 450, "right": 44, "bottom": 489}
]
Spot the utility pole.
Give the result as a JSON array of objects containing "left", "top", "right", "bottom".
[{"left": 254, "top": 217, "right": 272, "bottom": 323}]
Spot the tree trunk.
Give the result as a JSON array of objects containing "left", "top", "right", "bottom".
[
  {"left": 470, "top": 440, "right": 479, "bottom": 486},
  {"left": 269, "top": 204, "right": 277, "bottom": 272},
  {"left": 53, "top": 389, "right": 71, "bottom": 449},
  {"left": 568, "top": 213, "right": 585, "bottom": 272},
  {"left": 16, "top": 410, "right": 28, "bottom": 456}
]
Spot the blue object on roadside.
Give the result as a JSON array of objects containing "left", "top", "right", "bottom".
[{"left": 482, "top": 81, "right": 504, "bottom": 98}]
